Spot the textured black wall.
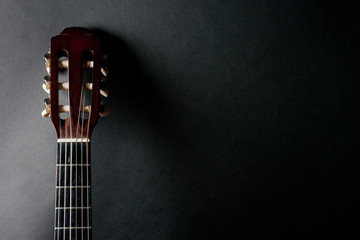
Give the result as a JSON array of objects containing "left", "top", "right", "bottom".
[{"left": 0, "top": 0, "right": 358, "bottom": 239}]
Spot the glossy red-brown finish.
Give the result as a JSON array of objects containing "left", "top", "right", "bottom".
[{"left": 50, "top": 27, "right": 101, "bottom": 139}]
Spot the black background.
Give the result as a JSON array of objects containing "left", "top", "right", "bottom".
[{"left": 0, "top": 0, "right": 359, "bottom": 239}]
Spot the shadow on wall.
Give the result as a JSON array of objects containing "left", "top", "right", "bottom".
[
  {"left": 88, "top": 28, "right": 249, "bottom": 240},
  {"left": 86, "top": 22, "right": 360, "bottom": 239},
  {"left": 88, "top": 29, "right": 216, "bottom": 239},
  {"left": 90, "top": 29, "right": 193, "bottom": 150}
]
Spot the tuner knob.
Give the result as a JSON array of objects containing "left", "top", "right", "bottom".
[
  {"left": 101, "top": 67, "right": 108, "bottom": 76},
  {"left": 44, "top": 52, "right": 50, "bottom": 60},
  {"left": 42, "top": 98, "right": 51, "bottom": 118},
  {"left": 42, "top": 75, "right": 50, "bottom": 94},
  {"left": 44, "top": 52, "right": 51, "bottom": 75},
  {"left": 100, "top": 75, "right": 109, "bottom": 97},
  {"left": 100, "top": 88, "right": 109, "bottom": 98}
]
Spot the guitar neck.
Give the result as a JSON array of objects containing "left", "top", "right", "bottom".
[
  {"left": 43, "top": 28, "right": 109, "bottom": 240},
  {"left": 54, "top": 140, "right": 92, "bottom": 240}
]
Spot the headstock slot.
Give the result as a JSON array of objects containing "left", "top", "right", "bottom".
[{"left": 57, "top": 50, "right": 69, "bottom": 120}]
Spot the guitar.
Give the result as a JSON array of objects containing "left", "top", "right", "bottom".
[{"left": 42, "top": 27, "right": 109, "bottom": 240}]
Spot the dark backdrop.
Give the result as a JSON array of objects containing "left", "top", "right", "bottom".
[{"left": 0, "top": 0, "right": 359, "bottom": 239}]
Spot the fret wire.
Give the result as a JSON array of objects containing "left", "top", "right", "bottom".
[
  {"left": 57, "top": 138, "right": 90, "bottom": 142},
  {"left": 55, "top": 227, "right": 91, "bottom": 230},
  {"left": 55, "top": 207, "right": 91, "bottom": 210},
  {"left": 63, "top": 108, "right": 68, "bottom": 240},
  {"left": 56, "top": 186, "right": 90, "bottom": 188},
  {"left": 57, "top": 164, "right": 90, "bottom": 166}
]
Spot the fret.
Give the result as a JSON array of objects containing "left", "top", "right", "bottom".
[
  {"left": 57, "top": 163, "right": 90, "bottom": 166},
  {"left": 57, "top": 138, "right": 90, "bottom": 142},
  {"left": 56, "top": 206, "right": 90, "bottom": 209},
  {"left": 56, "top": 186, "right": 91, "bottom": 188},
  {"left": 55, "top": 227, "right": 92, "bottom": 230}
]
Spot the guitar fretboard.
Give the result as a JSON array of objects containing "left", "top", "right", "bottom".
[{"left": 55, "top": 141, "right": 92, "bottom": 240}]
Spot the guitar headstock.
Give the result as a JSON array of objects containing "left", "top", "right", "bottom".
[{"left": 42, "top": 27, "right": 109, "bottom": 140}]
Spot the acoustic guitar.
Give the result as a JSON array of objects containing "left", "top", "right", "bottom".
[{"left": 42, "top": 27, "right": 109, "bottom": 240}]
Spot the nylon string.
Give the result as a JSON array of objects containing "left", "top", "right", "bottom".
[
  {"left": 81, "top": 76, "right": 86, "bottom": 240},
  {"left": 56, "top": 114, "right": 62, "bottom": 240},
  {"left": 76, "top": 75, "right": 84, "bottom": 240},
  {"left": 86, "top": 103, "right": 91, "bottom": 240}
]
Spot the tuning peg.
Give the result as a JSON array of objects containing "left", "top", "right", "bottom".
[
  {"left": 44, "top": 98, "right": 50, "bottom": 107},
  {"left": 55, "top": 59, "right": 107, "bottom": 77},
  {"left": 99, "top": 76, "right": 109, "bottom": 97},
  {"left": 42, "top": 75, "right": 50, "bottom": 94},
  {"left": 101, "top": 67, "right": 108, "bottom": 76},
  {"left": 42, "top": 109, "right": 50, "bottom": 117},
  {"left": 81, "top": 82, "right": 108, "bottom": 97},
  {"left": 100, "top": 88, "right": 109, "bottom": 98},
  {"left": 42, "top": 98, "right": 51, "bottom": 117},
  {"left": 42, "top": 84, "right": 50, "bottom": 94},
  {"left": 44, "top": 52, "right": 51, "bottom": 74}
]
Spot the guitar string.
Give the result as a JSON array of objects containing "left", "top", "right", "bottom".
[
  {"left": 86, "top": 62, "right": 90, "bottom": 240},
  {"left": 86, "top": 52, "right": 96, "bottom": 240},
  {"left": 85, "top": 53, "right": 94, "bottom": 240},
  {"left": 55, "top": 56, "right": 62, "bottom": 240},
  {"left": 64, "top": 55, "right": 72, "bottom": 240},
  {"left": 86, "top": 102, "right": 92, "bottom": 240},
  {"left": 69, "top": 61, "right": 74, "bottom": 240},
  {"left": 75, "top": 70, "right": 85, "bottom": 240},
  {"left": 62, "top": 64, "right": 68, "bottom": 240},
  {"left": 68, "top": 71, "right": 76, "bottom": 240},
  {"left": 81, "top": 82, "right": 86, "bottom": 240},
  {"left": 56, "top": 94, "right": 62, "bottom": 240}
]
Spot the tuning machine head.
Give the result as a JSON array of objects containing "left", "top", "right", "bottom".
[
  {"left": 99, "top": 88, "right": 110, "bottom": 117},
  {"left": 101, "top": 54, "right": 108, "bottom": 75},
  {"left": 42, "top": 75, "right": 50, "bottom": 94},
  {"left": 42, "top": 52, "right": 51, "bottom": 117},
  {"left": 99, "top": 53, "right": 109, "bottom": 117},
  {"left": 42, "top": 98, "right": 51, "bottom": 117},
  {"left": 44, "top": 52, "right": 51, "bottom": 75}
]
